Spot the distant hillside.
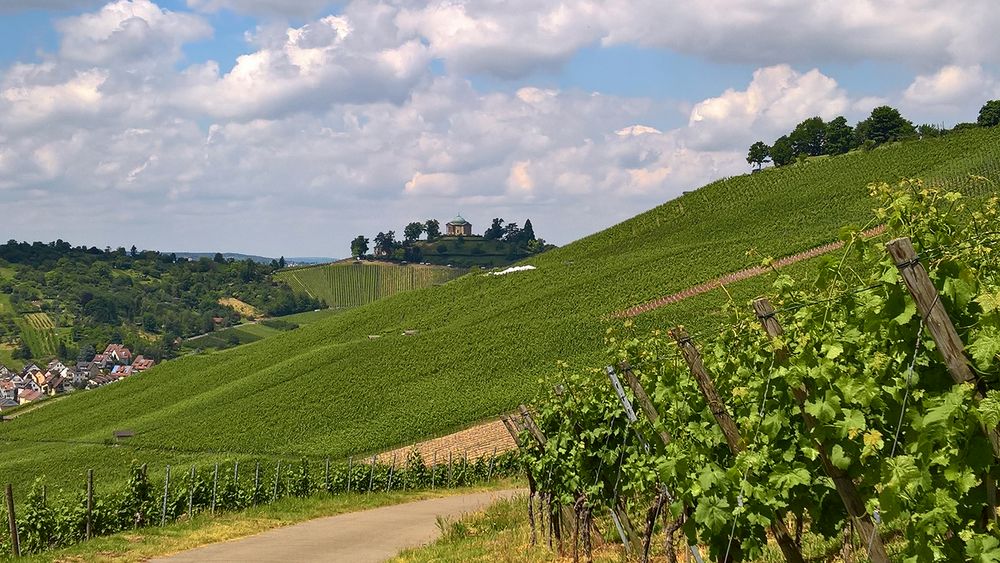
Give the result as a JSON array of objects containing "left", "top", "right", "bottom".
[
  {"left": 171, "top": 252, "right": 336, "bottom": 265},
  {"left": 275, "top": 261, "right": 464, "bottom": 308},
  {"left": 3, "top": 127, "right": 1000, "bottom": 489}
]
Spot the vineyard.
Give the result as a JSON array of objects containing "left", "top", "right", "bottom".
[
  {"left": 513, "top": 183, "right": 1000, "bottom": 561},
  {"left": 1, "top": 127, "right": 999, "bottom": 496},
  {"left": 16, "top": 313, "right": 69, "bottom": 358},
  {"left": 275, "top": 261, "right": 464, "bottom": 308},
  {"left": 0, "top": 450, "right": 519, "bottom": 557}
]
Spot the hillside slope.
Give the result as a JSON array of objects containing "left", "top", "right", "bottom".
[{"left": 2, "top": 128, "right": 999, "bottom": 486}]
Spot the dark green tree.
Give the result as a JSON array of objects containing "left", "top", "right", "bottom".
[
  {"left": 213, "top": 252, "right": 226, "bottom": 264},
  {"left": 770, "top": 135, "right": 794, "bottom": 167},
  {"left": 484, "top": 218, "right": 505, "bottom": 240},
  {"left": 977, "top": 100, "right": 1000, "bottom": 127},
  {"left": 502, "top": 222, "right": 520, "bottom": 242},
  {"left": 350, "top": 235, "right": 369, "bottom": 258},
  {"left": 278, "top": 256, "right": 286, "bottom": 269},
  {"left": 403, "top": 222, "right": 425, "bottom": 243},
  {"left": 424, "top": 219, "right": 441, "bottom": 240},
  {"left": 746, "top": 141, "right": 770, "bottom": 169},
  {"left": 824, "top": 116, "right": 855, "bottom": 155},
  {"left": 373, "top": 231, "right": 397, "bottom": 257},
  {"left": 522, "top": 219, "right": 536, "bottom": 242},
  {"left": 789, "top": 116, "right": 826, "bottom": 156},
  {"left": 129, "top": 245, "right": 138, "bottom": 258},
  {"left": 854, "top": 105, "right": 915, "bottom": 145}
]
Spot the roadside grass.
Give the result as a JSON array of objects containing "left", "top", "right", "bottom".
[
  {"left": 17, "top": 480, "right": 522, "bottom": 563},
  {"left": 394, "top": 495, "right": 902, "bottom": 563}
]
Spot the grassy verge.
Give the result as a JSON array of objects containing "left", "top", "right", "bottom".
[
  {"left": 15, "top": 481, "right": 521, "bottom": 563},
  {"left": 394, "top": 495, "right": 904, "bottom": 562}
]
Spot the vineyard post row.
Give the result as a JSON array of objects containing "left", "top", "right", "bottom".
[
  {"left": 1, "top": 449, "right": 520, "bottom": 558},
  {"left": 518, "top": 235, "right": 996, "bottom": 563}
]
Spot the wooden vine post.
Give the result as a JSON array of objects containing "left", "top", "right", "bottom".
[
  {"left": 753, "top": 298, "right": 889, "bottom": 563},
  {"left": 501, "top": 414, "right": 538, "bottom": 545},
  {"left": 5, "top": 484, "right": 19, "bottom": 557},
  {"left": 86, "top": 469, "right": 94, "bottom": 540},
  {"left": 887, "top": 237, "right": 1000, "bottom": 521},
  {"left": 161, "top": 466, "right": 171, "bottom": 526},
  {"left": 671, "top": 327, "right": 804, "bottom": 563}
]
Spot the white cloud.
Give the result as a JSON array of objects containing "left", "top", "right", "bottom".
[
  {"left": 171, "top": 14, "right": 431, "bottom": 119},
  {"left": 685, "top": 65, "right": 850, "bottom": 150},
  {"left": 56, "top": 0, "right": 212, "bottom": 67},
  {"left": 902, "top": 65, "right": 997, "bottom": 110}
]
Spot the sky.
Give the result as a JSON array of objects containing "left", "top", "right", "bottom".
[{"left": 1, "top": 1, "right": 999, "bottom": 257}]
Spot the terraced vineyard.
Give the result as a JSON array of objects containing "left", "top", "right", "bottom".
[
  {"left": 1, "top": 127, "right": 999, "bottom": 490},
  {"left": 17, "top": 312, "right": 69, "bottom": 358},
  {"left": 275, "top": 261, "right": 464, "bottom": 308}
]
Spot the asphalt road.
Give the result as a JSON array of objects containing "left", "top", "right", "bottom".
[{"left": 154, "top": 488, "right": 524, "bottom": 562}]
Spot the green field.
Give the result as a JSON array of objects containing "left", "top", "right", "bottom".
[
  {"left": 276, "top": 261, "right": 464, "bottom": 308},
  {"left": 15, "top": 312, "right": 71, "bottom": 359},
  {"left": 1, "top": 128, "right": 999, "bottom": 488}
]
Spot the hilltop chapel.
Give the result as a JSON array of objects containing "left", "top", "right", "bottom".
[{"left": 446, "top": 215, "right": 473, "bottom": 236}]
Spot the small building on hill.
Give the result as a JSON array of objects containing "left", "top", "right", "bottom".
[{"left": 446, "top": 215, "right": 472, "bottom": 236}]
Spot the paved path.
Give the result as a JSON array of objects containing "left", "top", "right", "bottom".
[{"left": 154, "top": 489, "right": 524, "bottom": 563}]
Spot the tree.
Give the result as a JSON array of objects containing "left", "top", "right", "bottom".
[
  {"left": 978, "top": 100, "right": 1000, "bottom": 127},
  {"left": 373, "top": 231, "right": 397, "bottom": 257},
  {"left": 770, "top": 135, "right": 794, "bottom": 167},
  {"left": 855, "top": 105, "right": 915, "bottom": 145},
  {"left": 425, "top": 219, "right": 441, "bottom": 240},
  {"left": 484, "top": 218, "right": 505, "bottom": 240},
  {"left": 522, "top": 219, "right": 536, "bottom": 242},
  {"left": 917, "top": 124, "right": 943, "bottom": 139},
  {"left": 746, "top": 141, "right": 770, "bottom": 170},
  {"left": 350, "top": 235, "right": 369, "bottom": 258},
  {"left": 129, "top": 245, "right": 138, "bottom": 258},
  {"left": 824, "top": 116, "right": 855, "bottom": 155},
  {"left": 404, "top": 222, "right": 425, "bottom": 243},
  {"left": 502, "top": 222, "right": 521, "bottom": 242},
  {"left": 789, "top": 117, "right": 826, "bottom": 157},
  {"left": 213, "top": 252, "right": 226, "bottom": 264},
  {"left": 278, "top": 256, "right": 286, "bottom": 269}
]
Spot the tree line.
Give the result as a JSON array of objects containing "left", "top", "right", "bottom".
[{"left": 747, "top": 99, "right": 1000, "bottom": 169}]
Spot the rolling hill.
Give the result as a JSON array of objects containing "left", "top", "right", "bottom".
[
  {"left": 275, "top": 261, "right": 464, "bottom": 309},
  {"left": 2, "top": 127, "right": 999, "bottom": 489}
]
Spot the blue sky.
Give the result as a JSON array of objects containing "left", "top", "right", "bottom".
[{"left": 0, "top": 0, "right": 997, "bottom": 256}]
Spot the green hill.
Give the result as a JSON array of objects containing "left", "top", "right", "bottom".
[
  {"left": 275, "top": 261, "right": 464, "bottom": 308},
  {"left": 2, "top": 128, "right": 999, "bottom": 488}
]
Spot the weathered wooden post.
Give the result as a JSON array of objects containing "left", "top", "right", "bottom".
[
  {"left": 671, "top": 327, "right": 804, "bottom": 563},
  {"left": 188, "top": 466, "right": 195, "bottom": 517},
  {"left": 161, "top": 466, "right": 171, "bottom": 526},
  {"left": 211, "top": 464, "right": 219, "bottom": 515},
  {"left": 273, "top": 461, "right": 281, "bottom": 500},
  {"left": 487, "top": 446, "right": 497, "bottom": 480},
  {"left": 887, "top": 237, "right": 1000, "bottom": 520},
  {"left": 253, "top": 462, "right": 260, "bottom": 506},
  {"left": 447, "top": 451, "right": 453, "bottom": 488},
  {"left": 386, "top": 454, "right": 397, "bottom": 492},
  {"left": 86, "top": 469, "right": 94, "bottom": 540},
  {"left": 753, "top": 298, "right": 889, "bottom": 563},
  {"left": 5, "top": 484, "right": 19, "bottom": 557},
  {"left": 324, "top": 458, "right": 330, "bottom": 492},
  {"left": 347, "top": 457, "right": 353, "bottom": 493},
  {"left": 431, "top": 452, "right": 436, "bottom": 490},
  {"left": 367, "top": 455, "right": 376, "bottom": 493}
]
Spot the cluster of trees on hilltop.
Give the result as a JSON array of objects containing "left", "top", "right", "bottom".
[
  {"left": 747, "top": 99, "right": 1000, "bottom": 169},
  {"left": 350, "top": 217, "right": 547, "bottom": 262},
  {"left": 0, "top": 240, "right": 323, "bottom": 363}
]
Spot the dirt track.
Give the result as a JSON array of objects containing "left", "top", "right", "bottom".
[{"left": 153, "top": 489, "right": 524, "bottom": 562}]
